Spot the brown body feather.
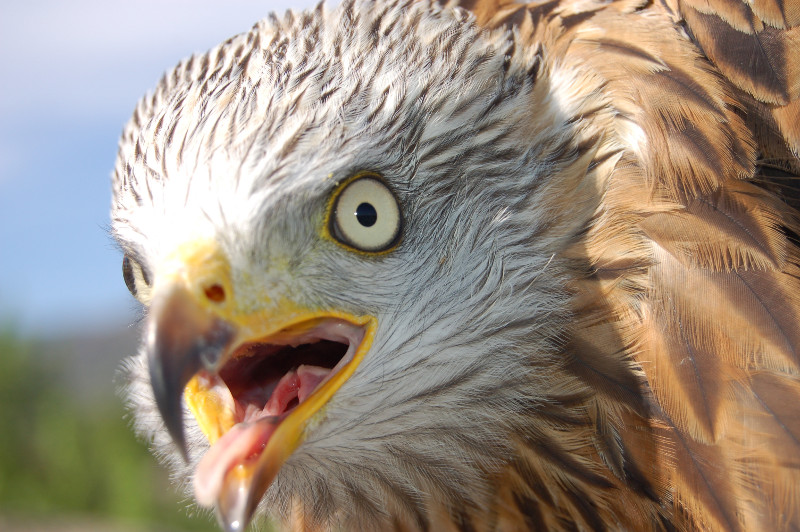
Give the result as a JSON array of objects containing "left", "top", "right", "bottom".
[{"left": 439, "top": 0, "right": 800, "bottom": 529}]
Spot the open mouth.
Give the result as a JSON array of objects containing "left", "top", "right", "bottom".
[
  {"left": 187, "top": 317, "right": 368, "bottom": 506},
  {"left": 220, "top": 327, "right": 356, "bottom": 424}
]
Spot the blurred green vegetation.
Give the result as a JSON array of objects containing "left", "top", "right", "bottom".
[{"left": 0, "top": 326, "right": 217, "bottom": 531}]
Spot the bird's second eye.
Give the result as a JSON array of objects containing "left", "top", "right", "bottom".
[
  {"left": 122, "top": 254, "right": 153, "bottom": 305},
  {"left": 330, "top": 175, "right": 402, "bottom": 252}
]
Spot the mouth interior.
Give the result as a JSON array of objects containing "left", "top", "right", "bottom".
[
  {"left": 191, "top": 318, "right": 369, "bottom": 510},
  {"left": 218, "top": 338, "right": 350, "bottom": 423}
]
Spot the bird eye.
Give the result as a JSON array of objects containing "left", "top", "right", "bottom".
[
  {"left": 122, "top": 254, "right": 153, "bottom": 305},
  {"left": 330, "top": 175, "right": 401, "bottom": 252}
]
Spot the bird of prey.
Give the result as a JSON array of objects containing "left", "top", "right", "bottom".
[{"left": 112, "top": 0, "right": 800, "bottom": 530}]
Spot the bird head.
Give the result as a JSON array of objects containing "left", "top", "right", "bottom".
[{"left": 113, "top": 0, "right": 604, "bottom": 529}]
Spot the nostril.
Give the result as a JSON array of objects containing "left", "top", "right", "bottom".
[{"left": 204, "top": 283, "right": 226, "bottom": 303}]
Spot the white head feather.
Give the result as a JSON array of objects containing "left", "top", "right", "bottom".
[{"left": 114, "top": 0, "right": 604, "bottom": 528}]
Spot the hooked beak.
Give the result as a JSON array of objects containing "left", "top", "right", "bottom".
[
  {"left": 147, "top": 284, "right": 236, "bottom": 460},
  {"left": 144, "top": 240, "right": 375, "bottom": 531}
]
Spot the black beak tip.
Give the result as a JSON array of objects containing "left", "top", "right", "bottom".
[
  {"left": 174, "top": 431, "right": 190, "bottom": 463},
  {"left": 162, "top": 402, "right": 190, "bottom": 463},
  {"left": 148, "top": 350, "right": 192, "bottom": 462}
]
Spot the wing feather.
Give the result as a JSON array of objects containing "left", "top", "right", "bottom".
[
  {"left": 681, "top": 7, "right": 800, "bottom": 105},
  {"left": 446, "top": 0, "right": 800, "bottom": 528}
]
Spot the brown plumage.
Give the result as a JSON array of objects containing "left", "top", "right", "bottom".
[
  {"left": 113, "top": 0, "right": 800, "bottom": 530},
  {"left": 450, "top": 0, "right": 800, "bottom": 529}
]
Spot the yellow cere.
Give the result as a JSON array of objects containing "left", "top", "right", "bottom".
[{"left": 159, "top": 239, "right": 234, "bottom": 297}]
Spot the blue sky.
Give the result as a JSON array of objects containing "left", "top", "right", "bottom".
[{"left": 0, "top": 1, "right": 315, "bottom": 336}]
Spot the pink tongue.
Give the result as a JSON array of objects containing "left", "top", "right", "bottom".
[
  {"left": 265, "top": 365, "right": 330, "bottom": 414},
  {"left": 193, "top": 364, "right": 331, "bottom": 508},
  {"left": 194, "top": 418, "right": 277, "bottom": 507}
]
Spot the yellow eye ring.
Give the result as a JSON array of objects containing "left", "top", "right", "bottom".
[{"left": 328, "top": 174, "right": 402, "bottom": 253}]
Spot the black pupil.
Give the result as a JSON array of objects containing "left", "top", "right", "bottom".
[{"left": 355, "top": 202, "right": 378, "bottom": 227}]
